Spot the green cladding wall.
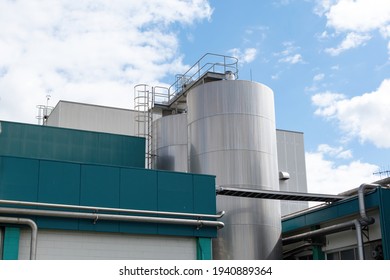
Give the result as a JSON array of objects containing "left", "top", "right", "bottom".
[
  {"left": 0, "top": 121, "right": 145, "bottom": 168},
  {"left": 0, "top": 155, "right": 217, "bottom": 238}
]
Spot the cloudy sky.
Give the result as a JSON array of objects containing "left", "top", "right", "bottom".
[{"left": 0, "top": 0, "right": 389, "bottom": 195}]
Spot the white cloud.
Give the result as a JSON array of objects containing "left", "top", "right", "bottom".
[
  {"left": 314, "top": 0, "right": 338, "bottom": 16},
  {"left": 316, "top": 0, "right": 390, "bottom": 56},
  {"left": 317, "top": 144, "right": 352, "bottom": 159},
  {"left": 312, "top": 91, "right": 345, "bottom": 116},
  {"left": 306, "top": 150, "right": 379, "bottom": 194},
  {"left": 312, "top": 79, "right": 390, "bottom": 148},
  {"left": 274, "top": 42, "right": 304, "bottom": 64},
  {"left": 331, "top": 65, "right": 340, "bottom": 70},
  {"left": 325, "top": 0, "right": 390, "bottom": 32},
  {"left": 325, "top": 32, "right": 371, "bottom": 56},
  {"left": 313, "top": 73, "right": 325, "bottom": 81},
  {"left": 279, "top": 54, "right": 303, "bottom": 64},
  {"left": 0, "top": 0, "right": 212, "bottom": 123},
  {"left": 228, "top": 48, "right": 257, "bottom": 64}
]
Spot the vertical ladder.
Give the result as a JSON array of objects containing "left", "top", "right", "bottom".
[{"left": 134, "top": 84, "right": 153, "bottom": 168}]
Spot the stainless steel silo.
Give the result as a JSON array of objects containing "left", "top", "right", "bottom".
[
  {"left": 187, "top": 80, "right": 282, "bottom": 259},
  {"left": 152, "top": 113, "right": 188, "bottom": 172}
]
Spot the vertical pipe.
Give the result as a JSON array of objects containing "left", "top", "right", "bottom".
[
  {"left": 354, "top": 220, "right": 364, "bottom": 260},
  {"left": 358, "top": 183, "right": 379, "bottom": 223},
  {"left": 0, "top": 217, "right": 37, "bottom": 260}
]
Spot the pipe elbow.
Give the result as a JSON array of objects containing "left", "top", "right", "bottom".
[{"left": 217, "top": 210, "right": 226, "bottom": 218}]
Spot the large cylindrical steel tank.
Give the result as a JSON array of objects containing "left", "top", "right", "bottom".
[
  {"left": 187, "top": 80, "right": 282, "bottom": 259},
  {"left": 152, "top": 113, "right": 188, "bottom": 172}
]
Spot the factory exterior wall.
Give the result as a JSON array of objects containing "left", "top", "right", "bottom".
[
  {"left": 0, "top": 120, "right": 145, "bottom": 168},
  {"left": 276, "top": 130, "right": 309, "bottom": 216},
  {"left": 46, "top": 101, "right": 138, "bottom": 136},
  {"left": 282, "top": 188, "right": 390, "bottom": 259},
  {"left": 17, "top": 229, "right": 198, "bottom": 260},
  {"left": 0, "top": 155, "right": 217, "bottom": 239}
]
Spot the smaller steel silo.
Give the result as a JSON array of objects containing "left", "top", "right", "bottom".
[{"left": 152, "top": 113, "right": 188, "bottom": 172}]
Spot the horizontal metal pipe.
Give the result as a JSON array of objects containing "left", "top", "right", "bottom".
[
  {"left": 0, "top": 199, "right": 224, "bottom": 219},
  {"left": 0, "top": 216, "right": 37, "bottom": 260},
  {"left": 282, "top": 220, "right": 357, "bottom": 245},
  {"left": 0, "top": 207, "right": 224, "bottom": 229}
]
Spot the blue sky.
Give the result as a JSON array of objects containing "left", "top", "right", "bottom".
[{"left": 0, "top": 0, "right": 389, "bottom": 194}]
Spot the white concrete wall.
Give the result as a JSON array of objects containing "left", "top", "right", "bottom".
[{"left": 18, "top": 229, "right": 197, "bottom": 260}]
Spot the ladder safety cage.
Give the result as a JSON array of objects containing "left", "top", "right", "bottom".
[{"left": 134, "top": 84, "right": 154, "bottom": 168}]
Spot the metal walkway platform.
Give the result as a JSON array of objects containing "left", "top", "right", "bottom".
[{"left": 216, "top": 186, "right": 348, "bottom": 203}]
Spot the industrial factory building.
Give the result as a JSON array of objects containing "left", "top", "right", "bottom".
[{"left": 1, "top": 54, "right": 389, "bottom": 260}]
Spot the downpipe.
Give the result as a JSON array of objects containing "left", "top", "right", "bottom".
[{"left": 0, "top": 216, "right": 37, "bottom": 260}]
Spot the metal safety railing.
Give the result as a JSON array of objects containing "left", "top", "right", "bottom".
[
  {"left": 156, "top": 53, "right": 238, "bottom": 105},
  {"left": 133, "top": 54, "right": 238, "bottom": 167}
]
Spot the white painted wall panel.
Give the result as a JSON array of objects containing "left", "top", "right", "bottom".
[
  {"left": 18, "top": 229, "right": 197, "bottom": 260},
  {"left": 276, "top": 130, "right": 309, "bottom": 215},
  {"left": 47, "top": 101, "right": 138, "bottom": 136}
]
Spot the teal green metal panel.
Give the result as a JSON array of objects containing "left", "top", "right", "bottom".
[
  {"left": 158, "top": 172, "right": 194, "bottom": 213},
  {"left": 79, "top": 165, "right": 120, "bottom": 232},
  {"left": 36, "top": 160, "right": 81, "bottom": 229},
  {"left": 38, "top": 160, "right": 80, "bottom": 204},
  {"left": 193, "top": 175, "right": 217, "bottom": 238},
  {"left": 119, "top": 168, "right": 158, "bottom": 234},
  {"left": 379, "top": 188, "right": 390, "bottom": 260},
  {"left": 2, "top": 227, "right": 20, "bottom": 260},
  {"left": 0, "top": 155, "right": 218, "bottom": 239},
  {"left": 0, "top": 157, "right": 39, "bottom": 202},
  {"left": 158, "top": 171, "right": 194, "bottom": 236},
  {"left": 196, "top": 237, "right": 212, "bottom": 260},
  {"left": 0, "top": 121, "right": 145, "bottom": 168},
  {"left": 282, "top": 215, "right": 307, "bottom": 233}
]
